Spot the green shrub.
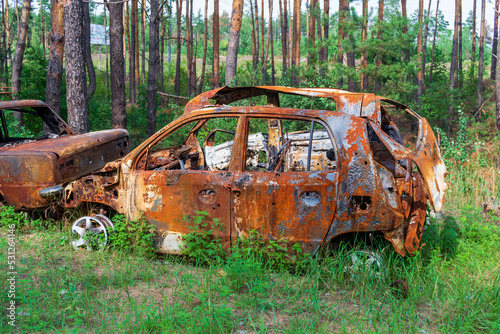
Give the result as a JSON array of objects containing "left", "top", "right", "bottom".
[{"left": 108, "top": 214, "right": 156, "bottom": 256}]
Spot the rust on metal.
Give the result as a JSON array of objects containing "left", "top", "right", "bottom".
[
  {"left": 0, "top": 100, "right": 129, "bottom": 210},
  {"left": 64, "top": 86, "right": 447, "bottom": 257}
]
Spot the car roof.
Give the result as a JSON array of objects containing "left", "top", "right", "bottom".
[{"left": 183, "top": 86, "right": 412, "bottom": 124}]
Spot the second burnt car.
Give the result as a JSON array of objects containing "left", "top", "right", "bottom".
[
  {"left": 0, "top": 100, "right": 129, "bottom": 210},
  {"left": 64, "top": 86, "right": 447, "bottom": 256}
]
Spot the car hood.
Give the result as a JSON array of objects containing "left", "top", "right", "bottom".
[{"left": 0, "top": 129, "right": 128, "bottom": 158}]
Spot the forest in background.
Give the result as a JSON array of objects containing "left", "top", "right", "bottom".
[{"left": 0, "top": 0, "right": 497, "bottom": 146}]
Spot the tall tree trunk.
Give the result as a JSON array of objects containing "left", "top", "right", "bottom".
[
  {"left": 83, "top": 2, "right": 96, "bottom": 102},
  {"left": 429, "top": 0, "right": 439, "bottom": 84},
  {"left": 476, "top": 0, "right": 486, "bottom": 121},
  {"left": 141, "top": 0, "right": 145, "bottom": 85},
  {"left": 174, "top": 0, "right": 182, "bottom": 95},
  {"left": 284, "top": 0, "right": 289, "bottom": 72},
  {"left": 226, "top": 0, "right": 244, "bottom": 85},
  {"left": 290, "top": 0, "right": 300, "bottom": 86},
  {"left": 45, "top": 0, "right": 64, "bottom": 117},
  {"left": 11, "top": 0, "right": 31, "bottom": 126},
  {"left": 416, "top": 0, "right": 424, "bottom": 109},
  {"left": 360, "top": 0, "right": 367, "bottom": 92},
  {"left": 344, "top": 0, "right": 356, "bottom": 92},
  {"left": 189, "top": 0, "right": 195, "bottom": 94},
  {"left": 125, "top": 3, "right": 131, "bottom": 102},
  {"left": 254, "top": 0, "right": 259, "bottom": 67},
  {"left": 421, "top": 0, "right": 432, "bottom": 84},
  {"left": 107, "top": 0, "right": 126, "bottom": 129},
  {"left": 185, "top": 0, "right": 191, "bottom": 96},
  {"left": 336, "top": 0, "right": 345, "bottom": 88},
  {"left": 135, "top": 0, "right": 139, "bottom": 89},
  {"left": 129, "top": 0, "right": 137, "bottom": 103},
  {"left": 270, "top": 0, "right": 275, "bottom": 85},
  {"left": 160, "top": 3, "right": 165, "bottom": 93},
  {"left": 319, "top": 0, "right": 328, "bottom": 76},
  {"left": 491, "top": 0, "right": 499, "bottom": 80},
  {"left": 401, "top": 0, "right": 410, "bottom": 83},
  {"left": 262, "top": 0, "right": 272, "bottom": 84},
  {"left": 147, "top": 0, "right": 159, "bottom": 136},
  {"left": 198, "top": 0, "right": 208, "bottom": 94},
  {"left": 251, "top": 0, "right": 258, "bottom": 71},
  {"left": 307, "top": 0, "right": 316, "bottom": 65},
  {"left": 375, "top": 0, "right": 383, "bottom": 92},
  {"left": 213, "top": 0, "right": 220, "bottom": 88},
  {"left": 471, "top": 0, "right": 477, "bottom": 79},
  {"left": 496, "top": 42, "right": 500, "bottom": 131},
  {"left": 64, "top": 0, "right": 89, "bottom": 134},
  {"left": 447, "top": 0, "right": 460, "bottom": 129},
  {"left": 2, "top": 0, "right": 10, "bottom": 84},
  {"left": 260, "top": 0, "right": 265, "bottom": 81},
  {"left": 104, "top": 4, "right": 109, "bottom": 90},
  {"left": 458, "top": 1, "right": 462, "bottom": 88},
  {"left": 40, "top": 0, "right": 45, "bottom": 57}
]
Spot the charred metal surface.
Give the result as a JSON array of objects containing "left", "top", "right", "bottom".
[
  {"left": 64, "top": 86, "right": 447, "bottom": 257},
  {"left": 0, "top": 100, "right": 130, "bottom": 210}
]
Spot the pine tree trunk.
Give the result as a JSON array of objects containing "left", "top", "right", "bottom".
[
  {"left": 226, "top": 0, "right": 244, "bottom": 85},
  {"left": 40, "top": 0, "right": 45, "bottom": 57},
  {"left": 344, "top": 0, "right": 356, "bottom": 92},
  {"left": 307, "top": 0, "right": 316, "bottom": 65},
  {"left": 134, "top": 0, "right": 139, "bottom": 90},
  {"left": 447, "top": 0, "right": 460, "bottom": 129},
  {"left": 141, "top": 0, "right": 145, "bottom": 85},
  {"left": 278, "top": 0, "right": 285, "bottom": 73},
  {"left": 11, "top": 0, "right": 31, "bottom": 126},
  {"left": 83, "top": 2, "right": 96, "bottom": 102},
  {"left": 185, "top": 0, "right": 191, "bottom": 97},
  {"left": 64, "top": 0, "right": 89, "bottom": 134},
  {"left": 471, "top": 0, "right": 477, "bottom": 79},
  {"left": 147, "top": 0, "right": 160, "bottom": 136},
  {"left": 254, "top": 0, "right": 259, "bottom": 67},
  {"left": 421, "top": 0, "right": 432, "bottom": 84},
  {"left": 198, "top": 0, "right": 208, "bottom": 94},
  {"left": 401, "top": 0, "right": 410, "bottom": 83},
  {"left": 476, "top": 0, "right": 486, "bottom": 121},
  {"left": 251, "top": 0, "right": 257, "bottom": 71},
  {"left": 360, "top": 0, "right": 367, "bottom": 92},
  {"left": 416, "top": 0, "right": 424, "bottom": 109},
  {"left": 174, "top": 0, "right": 183, "bottom": 95},
  {"left": 107, "top": 0, "right": 126, "bottom": 129},
  {"left": 290, "top": 0, "right": 301, "bottom": 86},
  {"left": 270, "top": 0, "right": 275, "bottom": 85},
  {"left": 375, "top": 0, "right": 384, "bottom": 92},
  {"left": 336, "top": 0, "right": 345, "bottom": 88},
  {"left": 319, "top": 0, "right": 328, "bottom": 76},
  {"left": 104, "top": 5, "right": 109, "bottom": 90},
  {"left": 260, "top": 0, "right": 265, "bottom": 83},
  {"left": 45, "top": 0, "right": 64, "bottom": 117},
  {"left": 189, "top": 0, "right": 195, "bottom": 94},
  {"left": 263, "top": 0, "right": 272, "bottom": 84},
  {"left": 429, "top": 0, "right": 439, "bottom": 84},
  {"left": 160, "top": 3, "right": 165, "bottom": 93},
  {"left": 1, "top": 0, "right": 6, "bottom": 82},
  {"left": 213, "top": 0, "right": 220, "bottom": 88},
  {"left": 283, "top": 0, "right": 289, "bottom": 71},
  {"left": 458, "top": 2, "right": 462, "bottom": 88},
  {"left": 491, "top": 0, "right": 499, "bottom": 80},
  {"left": 129, "top": 0, "right": 137, "bottom": 103}
]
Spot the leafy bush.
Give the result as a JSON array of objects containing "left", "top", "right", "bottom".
[
  {"left": 421, "top": 214, "right": 462, "bottom": 260},
  {"left": 108, "top": 214, "right": 156, "bottom": 256},
  {"left": 181, "top": 211, "right": 228, "bottom": 265}
]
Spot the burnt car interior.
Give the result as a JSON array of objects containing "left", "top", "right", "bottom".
[
  {"left": 0, "top": 105, "right": 72, "bottom": 147},
  {"left": 138, "top": 115, "right": 338, "bottom": 173}
]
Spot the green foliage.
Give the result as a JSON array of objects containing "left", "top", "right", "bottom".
[
  {"left": 435, "top": 110, "right": 472, "bottom": 164},
  {"left": 421, "top": 214, "right": 461, "bottom": 260},
  {"left": 0, "top": 205, "right": 50, "bottom": 231},
  {"left": 181, "top": 211, "right": 228, "bottom": 265},
  {"left": 108, "top": 214, "right": 156, "bottom": 256}
]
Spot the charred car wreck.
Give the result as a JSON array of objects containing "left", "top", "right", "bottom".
[
  {"left": 64, "top": 86, "right": 447, "bottom": 256},
  {"left": 0, "top": 100, "right": 129, "bottom": 210}
]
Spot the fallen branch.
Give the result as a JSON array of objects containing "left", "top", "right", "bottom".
[{"left": 157, "top": 91, "right": 189, "bottom": 101}]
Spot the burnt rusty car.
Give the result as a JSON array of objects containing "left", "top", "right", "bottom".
[
  {"left": 64, "top": 86, "right": 447, "bottom": 256},
  {"left": 0, "top": 100, "right": 129, "bottom": 210}
]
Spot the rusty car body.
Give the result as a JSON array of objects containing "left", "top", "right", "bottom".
[
  {"left": 64, "top": 86, "right": 447, "bottom": 256},
  {"left": 0, "top": 100, "right": 129, "bottom": 210}
]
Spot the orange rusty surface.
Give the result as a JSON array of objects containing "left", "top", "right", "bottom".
[
  {"left": 64, "top": 86, "right": 447, "bottom": 257},
  {"left": 0, "top": 100, "right": 129, "bottom": 210}
]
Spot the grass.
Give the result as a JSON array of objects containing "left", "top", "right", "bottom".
[{"left": 0, "top": 203, "right": 499, "bottom": 333}]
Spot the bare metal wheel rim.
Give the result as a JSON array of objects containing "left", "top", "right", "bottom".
[
  {"left": 346, "top": 249, "right": 386, "bottom": 282},
  {"left": 71, "top": 216, "right": 109, "bottom": 251},
  {"left": 95, "top": 214, "right": 115, "bottom": 230}
]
